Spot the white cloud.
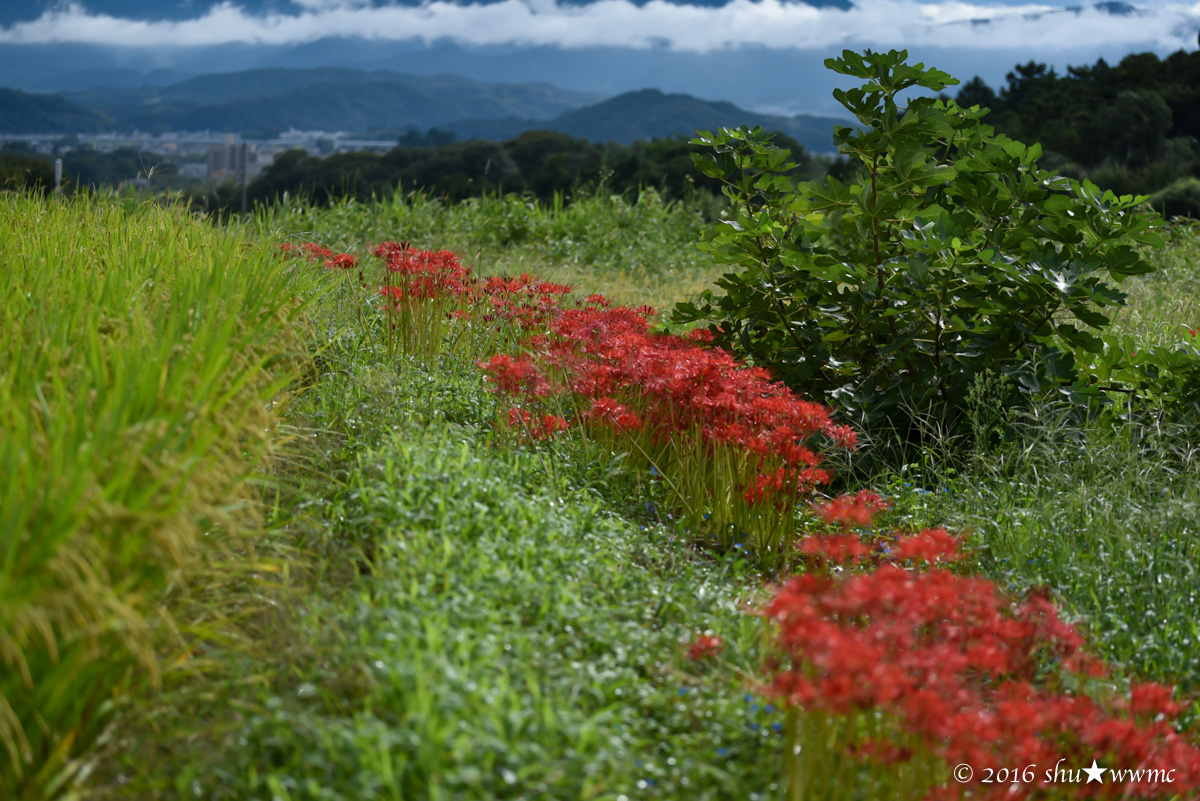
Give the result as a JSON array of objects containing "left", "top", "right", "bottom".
[{"left": 0, "top": 0, "right": 1195, "bottom": 52}]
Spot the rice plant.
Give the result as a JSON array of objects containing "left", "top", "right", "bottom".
[{"left": 0, "top": 192, "right": 318, "bottom": 799}]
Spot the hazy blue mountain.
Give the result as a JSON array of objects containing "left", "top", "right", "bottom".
[
  {"left": 0, "top": 65, "right": 849, "bottom": 151},
  {"left": 66, "top": 69, "right": 601, "bottom": 114},
  {"left": 0, "top": 88, "right": 114, "bottom": 133},
  {"left": 444, "top": 89, "right": 850, "bottom": 150},
  {"left": 0, "top": 33, "right": 1144, "bottom": 117},
  {"left": 59, "top": 69, "right": 602, "bottom": 133},
  {"left": 30, "top": 68, "right": 191, "bottom": 93},
  {"left": 549, "top": 89, "right": 847, "bottom": 147}
]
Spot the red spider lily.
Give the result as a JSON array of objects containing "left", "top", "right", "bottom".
[
  {"left": 535, "top": 413, "right": 570, "bottom": 439},
  {"left": 1128, "top": 682, "right": 1187, "bottom": 721},
  {"left": 505, "top": 408, "right": 571, "bottom": 440},
  {"left": 358, "top": 245, "right": 855, "bottom": 556},
  {"left": 887, "top": 527, "right": 960, "bottom": 565},
  {"left": 301, "top": 243, "right": 334, "bottom": 262},
  {"left": 324, "top": 253, "right": 357, "bottom": 270},
  {"left": 762, "top": 547, "right": 1200, "bottom": 799},
  {"left": 797, "top": 528, "right": 965, "bottom": 570},
  {"left": 533, "top": 281, "right": 572, "bottom": 296},
  {"left": 478, "top": 300, "right": 860, "bottom": 551},
  {"left": 815, "top": 490, "right": 890, "bottom": 528},
  {"left": 372, "top": 240, "right": 411, "bottom": 260},
  {"left": 798, "top": 534, "right": 874, "bottom": 565},
  {"left": 686, "top": 634, "right": 726, "bottom": 660},
  {"left": 481, "top": 355, "right": 552, "bottom": 399},
  {"left": 585, "top": 396, "right": 642, "bottom": 433}
]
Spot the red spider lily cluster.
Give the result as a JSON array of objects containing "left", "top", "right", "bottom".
[
  {"left": 479, "top": 301, "right": 863, "bottom": 558},
  {"left": 282, "top": 240, "right": 869, "bottom": 559},
  {"left": 763, "top": 505, "right": 1200, "bottom": 800},
  {"left": 282, "top": 241, "right": 579, "bottom": 361},
  {"left": 281, "top": 239, "right": 1200, "bottom": 799},
  {"left": 371, "top": 240, "right": 571, "bottom": 326}
]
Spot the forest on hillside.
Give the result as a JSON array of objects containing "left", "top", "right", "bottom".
[
  {"left": 955, "top": 47, "right": 1200, "bottom": 216},
  {"left": 191, "top": 129, "right": 833, "bottom": 215}
]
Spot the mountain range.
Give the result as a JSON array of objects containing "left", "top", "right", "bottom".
[
  {"left": 0, "top": 68, "right": 851, "bottom": 150},
  {"left": 60, "top": 69, "right": 603, "bottom": 133},
  {"left": 0, "top": 0, "right": 1193, "bottom": 122}
]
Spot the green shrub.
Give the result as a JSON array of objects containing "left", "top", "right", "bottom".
[
  {"left": 1150, "top": 176, "right": 1200, "bottom": 219},
  {"left": 675, "top": 49, "right": 1162, "bottom": 435}
]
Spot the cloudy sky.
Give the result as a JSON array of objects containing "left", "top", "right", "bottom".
[
  {"left": 0, "top": 0, "right": 1196, "bottom": 51},
  {"left": 0, "top": 0, "right": 1197, "bottom": 112}
]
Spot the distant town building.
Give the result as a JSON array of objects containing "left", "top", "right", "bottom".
[
  {"left": 206, "top": 138, "right": 269, "bottom": 181},
  {"left": 178, "top": 163, "right": 208, "bottom": 179}
]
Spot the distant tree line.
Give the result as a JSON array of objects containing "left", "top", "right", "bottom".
[
  {"left": 0, "top": 143, "right": 183, "bottom": 195},
  {"left": 955, "top": 48, "right": 1200, "bottom": 217},
  {"left": 187, "top": 129, "right": 833, "bottom": 216}
]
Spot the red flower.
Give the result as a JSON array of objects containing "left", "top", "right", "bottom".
[
  {"left": 324, "top": 253, "right": 357, "bottom": 269},
  {"left": 534, "top": 414, "right": 570, "bottom": 439},
  {"left": 887, "top": 527, "right": 961, "bottom": 564},
  {"left": 815, "top": 490, "right": 889, "bottom": 528},
  {"left": 798, "top": 534, "right": 873, "bottom": 565},
  {"left": 1129, "top": 682, "right": 1186, "bottom": 721},
  {"left": 302, "top": 243, "right": 334, "bottom": 262},
  {"left": 686, "top": 634, "right": 725, "bottom": 660},
  {"left": 759, "top": 556, "right": 1200, "bottom": 797},
  {"left": 585, "top": 397, "right": 642, "bottom": 432}
]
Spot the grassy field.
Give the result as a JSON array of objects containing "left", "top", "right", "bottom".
[
  {"left": 257, "top": 188, "right": 724, "bottom": 309},
  {"left": 876, "top": 224, "right": 1200, "bottom": 699},
  {"left": 0, "top": 193, "right": 320, "bottom": 799},
  {"left": 7, "top": 189, "right": 1200, "bottom": 799}
]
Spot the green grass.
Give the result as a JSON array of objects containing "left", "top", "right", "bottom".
[
  {"left": 258, "top": 188, "right": 724, "bottom": 309},
  {"left": 10, "top": 189, "right": 1200, "bottom": 798},
  {"left": 0, "top": 192, "right": 319, "bottom": 799},
  {"left": 1111, "top": 221, "right": 1200, "bottom": 347},
  {"left": 875, "top": 410, "right": 1200, "bottom": 698},
  {"left": 88, "top": 323, "right": 791, "bottom": 800}
]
